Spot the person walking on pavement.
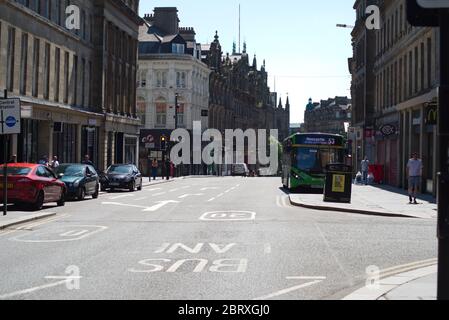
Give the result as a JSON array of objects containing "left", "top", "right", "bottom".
[
  {"left": 361, "top": 156, "right": 370, "bottom": 185},
  {"left": 151, "top": 159, "right": 158, "bottom": 181},
  {"left": 8, "top": 154, "right": 17, "bottom": 163},
  {"left": 407, "top": 152, "right": 423, "bottom": 204},
  {"left": 50, "top": 156, "right": 60, "bottom": 170},
  {"left": 82, "top": 154, "right": 94, "bottom": 166}
]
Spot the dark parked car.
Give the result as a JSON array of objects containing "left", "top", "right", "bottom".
[
  {"left": 56, "top": 164, "right": 100, "bottom": 200},
  {"left": 100, "top": 164, "right": 143, "bottom": 192}
]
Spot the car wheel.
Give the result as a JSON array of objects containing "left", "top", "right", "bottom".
[
  {"left": 100, "top": 184, "right": 106, "bottom": 192},
  {"left": 92, "top": 185, "right": 99, "bottom": 199},
  {"left": 57, "top": 190, "right": 66, "bottom": 207},
  {"left": 129, "top": 180, "right": 136, "bottom": 192},
  {"left": 77, "top": 187, "right": 86, "bottom": 201},
  {"left": 137, "top": 181, "right": 142, "bottom": 191},
  {"left": 32, "top": 191, "right": 45, "bottom": 211}
]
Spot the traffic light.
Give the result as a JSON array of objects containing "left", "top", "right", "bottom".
[{"left": 160, "top": 136, "right": 167, "bottom": 150}]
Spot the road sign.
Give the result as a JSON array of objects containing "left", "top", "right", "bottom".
[
  {"left": 417, "top": 0, "right": 449, "bottom": 8},
  {"left": 0, "top": 99, "right": 21, "bottom": 135},
  {"left": 407, "top": 0, "right": 441, "bottom": 26}
]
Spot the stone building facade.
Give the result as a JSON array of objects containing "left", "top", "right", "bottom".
[
  {"left": 202, "top": 33, "right": 290, "bottom": 141},
  {"left": 349, "top": 0, "right": 378, "bottom": 173},
  {"left": 349, "top": 0, "right": 439, "bottom": 195},
  {"left": 137, "top": 7, "right": 210, "bottom": 175},
  {"left": 202, "top": 34, "right": 290, "bottom": 173},
  {"left": 0, "top": 0, "right": 142, "bottom": 170},
  {"left": 304, "top": 97, "right": 352, "bottom": 135},
  {"left": 372, "top": 0, "right": 438, "bottom": 193}
]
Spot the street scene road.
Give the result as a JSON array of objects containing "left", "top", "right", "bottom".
[{"left": 0, "top": 177, "right": 437, "bottom": 300}]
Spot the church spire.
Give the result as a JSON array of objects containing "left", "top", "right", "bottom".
[
  {"left": 285, "top": 94, "right": 290, "bottom": 112},
  {"left": 253, "top": 54, "right": 257, "bottom": 68},
  {"left": 278, "top": 97, "right": 283, "bottom": 109}
]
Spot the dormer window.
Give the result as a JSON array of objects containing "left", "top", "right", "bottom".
[{"left": 172, "top": 43, "right": 185, "bottom": 54}]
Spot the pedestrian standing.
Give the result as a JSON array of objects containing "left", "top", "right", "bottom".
[
  {"left": 407, "top": 152, "right": 423, "bottom": 204},
  {"left": 50, "top": 156, "right": 60, "bottom": 170},
  {"left": 165, "top": 158, "right": 170, "bottom": 181},
  {"left": 8, "top": 154, "right": 17, "bottom": 163},
  {"left": 151, "top": 159, "right": 158, "bottom": 181},
  {"left": 361, "top": 156, "right": 370, "bottom": 185}
]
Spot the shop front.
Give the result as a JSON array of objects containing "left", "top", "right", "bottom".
[{"left": 375, "top": 114, "right": 400, "bottom": 187}]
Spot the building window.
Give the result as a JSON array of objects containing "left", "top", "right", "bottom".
[
  {"left": 64, "top": 51, "right": 69, "bottom": 103},
  {"left": 155, "top": 98, "right": 167, "bottom": 127},
  {"left": 20, "top": 33, "right": 28, "bottom": 95},
  {"left": 172, "top": 43, "right": 185, "bottom": 54},
  {"left": 6, "top": 27, "right": 15, "bottom": 92},
  {"left": 43, "top": 43, "right": 50, "bottom": 99},
  {"left": 177, "top": 100, "right": 185, "bottom": 126},
  {"left": 54, "top": 47, "right": 60, "bottom": 101},
  {"left": 32, "top": 38, "right": 40, "bottom": 97},
  {"left": 427, "top": 37, "right": 432, "bottom": 88}
]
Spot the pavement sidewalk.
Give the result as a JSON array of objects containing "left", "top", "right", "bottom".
[
  {"left": 0, "top": 211, "right": 56, "bottom": 230},
  {"left": 289, "top": 184, "right": 437, "bottom": 219},
  {"left": 343, "top": 264, "right": 437, "bottom": 300}
]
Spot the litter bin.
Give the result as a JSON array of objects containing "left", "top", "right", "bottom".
[{"left": 323, "top": 163, "right": 353, "bottom": 203}]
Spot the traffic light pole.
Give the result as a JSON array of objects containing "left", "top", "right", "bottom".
[{"left": 437, "top": 12, "right": 449, "bottom": 301}]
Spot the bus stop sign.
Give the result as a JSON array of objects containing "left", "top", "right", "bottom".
[{"left": 0, "top": 99, "right": 21, "bottom": 135}]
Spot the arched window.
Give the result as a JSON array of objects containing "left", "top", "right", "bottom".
[{"left": 155, "top": 97, "right": 167, "bottom": 127}]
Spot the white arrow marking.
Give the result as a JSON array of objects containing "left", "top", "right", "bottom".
[
  {"left": 178, "top": 194, "right": 204, "bottom": 199},
  {"left": 143, "top": 201, "right": 180, "bottom": 212},
  {"left": 102, "top": 202, "right": 149, "bottom": 210},
  {"left": 253, "top": 277, "right": 326, "bottom": 300}
]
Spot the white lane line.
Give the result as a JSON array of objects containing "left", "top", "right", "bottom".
[
  {"left": 207, "top": 198, "right": 216, "bottom": 202},
  {"left": 253, "top": 277, "right": 326, "bottom": 300},
  {"left": 275, "top": 196, "right": 282, "bottom": 208},
  {"left": 264, "top": 244, "right": 272, "bottom": 254},
  {"left": 108, "top": 194, "right": 134, "bottom": 200},
  {"left": 134, "top": 197, "right": 146, "bottom": 201},
  {"left": 145, "top": 188, "right": 162, "bottom": 192},
  {"left": 200, "top": 187, "right": 219, "bottom": 191},
  {"left": 152, "top": 192, "right": 166, "bottom": 197},
  {"left": 102, "top": 202, "right": 150, "bottom": 210},
  {"left": 169, "top": 189, "right": 179, "bottom": 192},
  {"left": 144, "top": 201, "right": 180, "bottom": 212},
  {"left": 216, "top": 193, "right": 224, "bottom": 198},
  {"left": 178, "top": 193, "right": 204, "bottom": 199},
  {"left": 0, "top": 277, "right": 82, "bottom": 300}
]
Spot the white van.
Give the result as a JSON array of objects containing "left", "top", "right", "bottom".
[{"left": 232, "top": 163, "right": 249, "bottom": 177}]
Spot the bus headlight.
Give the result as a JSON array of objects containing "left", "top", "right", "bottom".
[{"left": 292, "top": 173, "right": 300, "bottom": 180}]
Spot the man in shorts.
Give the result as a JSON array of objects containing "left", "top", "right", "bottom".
[{"left": 406, "top": 152, "right": 423, "bottom": 204}]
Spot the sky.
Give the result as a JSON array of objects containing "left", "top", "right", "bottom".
[{"left": 139, "top": 0, "right": 355, "bottom": 124}]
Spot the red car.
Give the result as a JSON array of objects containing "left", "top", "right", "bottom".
[{"left": 0, "top": 163, "right": 66, "bottom": 211}]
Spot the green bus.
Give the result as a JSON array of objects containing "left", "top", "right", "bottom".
[{"left": 281, "top": 133, "right": 346, "bottom": 191}]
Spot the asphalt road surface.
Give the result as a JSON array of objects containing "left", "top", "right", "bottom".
[{"left": 0, "top": 177, "right": 437, "bottom": 300}]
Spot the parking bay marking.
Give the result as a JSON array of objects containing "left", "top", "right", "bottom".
[
  {"left": 253, "top": 277, "right": 326, "bottom": 300},
  {"left": 10, "top": 225, "right": 108, "bottom": 243}
]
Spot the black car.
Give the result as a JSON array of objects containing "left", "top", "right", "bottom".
[
  {"left": 56, "top": 164, "right": 100, "bottom": 200},
  {"left": 100, "top": 164, "right": 143, "bottom": 192}
]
